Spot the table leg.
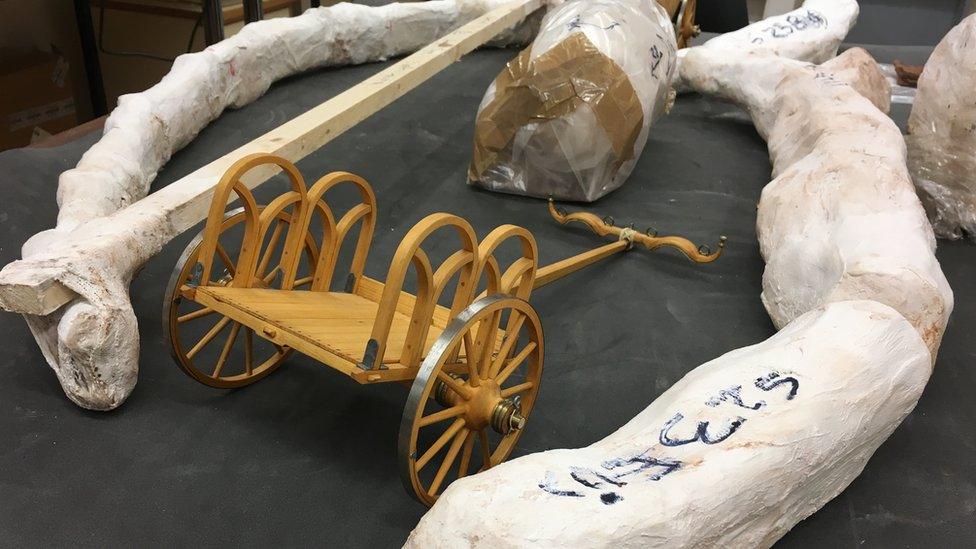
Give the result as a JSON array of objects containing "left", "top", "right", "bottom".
[
  {"left": 72, "top": 0, "right": 108, "bottom": 117},
  {"left": 202, "top": 0, "right": 225, "bottom": 45},
  {"left": 242, "top": 0, "right": 264, "bottom": 23}
]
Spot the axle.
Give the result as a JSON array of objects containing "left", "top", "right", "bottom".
[{"left": 533, "top": 199, "right": 726, "bottom": 289}]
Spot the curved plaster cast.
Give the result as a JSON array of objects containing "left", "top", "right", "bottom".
[
  {"left": 681, "top": 47, "right": 951, "bottom": 358},
  {"left": 907, "top": 14, "right": 976, "bottom": 241},
  {"left": 406, "top": 301, "right": 931, "bottom": 547},
  {"left": 7, "top": 0, "right": 542, "bottom": 410},
  {"left": 407, "top": 2, "right": 952, "bottom": 545},
  {"left": 674, "top": 0, "right": 859, "bottom": 91}
]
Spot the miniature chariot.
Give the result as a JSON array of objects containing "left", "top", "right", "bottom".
[{"left": 163, "top": 153, "right": 723, "bottom": 505}]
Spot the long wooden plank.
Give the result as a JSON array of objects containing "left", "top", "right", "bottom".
[
  {"left": 0, "top": 0, "right": 542, "bottom": 315},
  {"left": 533, "top": 240, "right": 630, "bottom": 290}
]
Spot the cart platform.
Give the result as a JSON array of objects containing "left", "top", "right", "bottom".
[{"left": 187, "top": 278, "right": 458, "bottom": 383}]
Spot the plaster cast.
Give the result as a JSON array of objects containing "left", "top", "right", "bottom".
[
  {"left": 907, "top": 14, "right": 976, "bottom": 241},
  {"left": 679, "top": 37, "right": 950, "bottom": 357},
  {"left": 674, "top": 0, "right": 859, "bottom": 91},
  {"left": 406, "top": 301, "right": 932, "bottom": 548}
]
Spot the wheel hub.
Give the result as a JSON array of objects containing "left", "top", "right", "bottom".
[
  {"left": 434, "top": 376, "right": 525, "bottom": 435},
  {"left": 490, "top": 395, "right": 526, "bottom": 435}
]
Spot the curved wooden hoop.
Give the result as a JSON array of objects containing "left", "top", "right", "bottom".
[
  {"left": 475, "top": 225, "right": 538, "bottom": 302},
  {"left": 198, "top": 153, "right": 307, "bottom": 288},
  {"left": 302, "top": 171, "right": 378, "bottom": 293},
  {"left": 367, "top": 213, "right": 479, "bottom": 369}
]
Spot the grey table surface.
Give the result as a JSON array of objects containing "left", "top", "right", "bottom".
[{"left": 0, "top": 47, "right": 972, "bottom": 547}]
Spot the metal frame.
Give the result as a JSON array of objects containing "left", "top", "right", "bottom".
[
  {"left": 73, "top": 0, "right": 109, "bottom": 117},
  {"left": 242, "top": 0, "right": 264, "bottom": 23},
  {"left": 202, "top": 0, "right": 225, "bottom": 45}
]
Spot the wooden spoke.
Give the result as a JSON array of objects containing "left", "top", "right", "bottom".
[
  {"left": 462, "top": 331, "right": 475, "bottom": 361},
  {"left": 488, "top": 312, "right": 526, "bottom": 377},
  {"left": 436, "top": 371, "right": 473, "bottom": 400},
  {"left": 215, "top": 243, "right": 236, "bottom": 276},
  {"left": 463, "top": 324, "right": 481, "bottom": 370},
  {"left": 262, "top": 265, "right": 281, "bottom": 285},
  {"left": 177, "top": 306, "right": 215, "bottom": 323},
  {"left": 256, "top": 220, "right": 285, "bottom": 276},
  {"left": 244, "top": 327, "right": 254, "bottom": 375},
  {"left": 185, "top": 316, "right": 231, "bottom": 359},
  {"left": 478, "top": 429, "right": 492, "bottom": 469},
  {"left": 501, "top": 381, "right": 534, "bottom": 398},
  {"left": 464, "top": 335, "right": 481, "bottom": 386},
  {"left": 293, "top": 275, "right": 313, "bottom": 288},
  {"left": 457, "top": 431, "right": 476, "bottom": 479},
  {"left": 416, "top": 418, "right": 466, "bottom": 471},
  {"left": 212, "top": 322, "right": 241, "bottom": 377},
  {"left": 418, "top": 405, "right": 465, "bottom": 428},
  {"left": 494, "top": 341, "right": 537, "bottom": 385},
  {"left": 474, "top": 310, "right": 502, "bottom": 379},
  {"left": 428, "top": 428, "right": 468, "bottom": 496}
]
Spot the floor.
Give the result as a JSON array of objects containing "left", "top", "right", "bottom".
[{"left": 0, "top": 47, "right": 973, "bottom": 547}]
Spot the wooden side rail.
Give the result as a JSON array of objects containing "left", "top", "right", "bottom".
[
  {"left": 474, "top": 225, "right": 538, "bottom": 302},
  {"left": 301, "top": 171, "right": 377, "bottom": 293},
  {"left": 197, "top": 153, "right": 308, "bottom": 289},
  {"left": 365, "top": 214, "right": 479, "bottom": 370}
]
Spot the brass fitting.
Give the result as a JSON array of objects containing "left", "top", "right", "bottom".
[{"left": 490, "top": 397, "right": 526, "bottom": 435}]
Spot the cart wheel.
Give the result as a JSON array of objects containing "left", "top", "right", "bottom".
[
  {"left": 399, "top": 295, "right": 544, "bottom": 506},
  {"left": 162, "top": 207, "right": 317, "bottom": 389}
]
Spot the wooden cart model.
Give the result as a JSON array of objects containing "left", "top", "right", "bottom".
[{"left": 164, "top": 153, "right": 724, "bottom": 506}]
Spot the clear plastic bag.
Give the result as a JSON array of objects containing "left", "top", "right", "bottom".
[
  {"left": 907, "top": 15, "right": 976, "bottom": 241},
  {"left": 469, "top": 0, "right": 677, "bottom": 202}
]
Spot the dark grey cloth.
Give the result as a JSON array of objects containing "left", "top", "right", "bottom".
[{"left": 0, "top": 48, "right": 972, "bottom": 547}]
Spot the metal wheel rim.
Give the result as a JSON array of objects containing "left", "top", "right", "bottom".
[{"left": 398, "top": 295, "right": 544, "bottom": 506}]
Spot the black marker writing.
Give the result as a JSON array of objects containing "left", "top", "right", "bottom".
[
  {"left": 659, "top": 412, "right": 747, "bottom": 447},
  {"left": 706, "top": 385, "right": 766, "bottom": 410},
  {"left": 755, "top": 372, "right": 799, "bottom": 400}
]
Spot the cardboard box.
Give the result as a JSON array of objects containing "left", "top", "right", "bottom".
[{"left": 1, "top": 51, "right": 78, "bottom": 151}]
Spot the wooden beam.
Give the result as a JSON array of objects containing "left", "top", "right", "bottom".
[
  {"left": 0, "top": 0, "right": 542, "bottom": 315},
  {"left": 0, "top": 265, "right": 79, "bottom": 316},
  {"left": 533, "top": 241, "right": 630, "bottom": 290}
]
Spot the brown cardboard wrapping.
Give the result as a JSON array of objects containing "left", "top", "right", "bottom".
[
  {"left": 470, "top": 32, "right": 644, "bottom": 194},
  {"left": 467, "top": 0, "right": 676, "bottom": 202}
]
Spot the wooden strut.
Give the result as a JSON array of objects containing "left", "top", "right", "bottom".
[
  {"left": 533, "top": 199, "right": 726, "bottom": 289},
  {"left": 0, "top": 0, "right": 544, "bottom": 316}
]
